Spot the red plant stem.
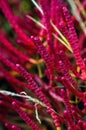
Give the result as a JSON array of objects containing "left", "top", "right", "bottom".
[
  {"left": 51, "top": 0, "right": 57, "bottom": 24},
  {"left": 61, "top": 89, "right": 75, "bottom": 128},
  {"left": 58, "top": 60, "right": 77, "bottom": 87},
  {"left": 0, "top": 0, "right": 35, "bottom": 50},
  {"left": 62, "top": 6, "right": 86, "bottom": 75},
  {"left": 12, "top": 101, "right": 41, "bottom": 130},
  {"left": 0, "top": 31, "right": 31, "bottom": 63},
  {"left": 31, "top": 36, "right": 55, "bottom": 85},
  {"left": 5, "top": 123, "right": 21, "bottom": 130},
  {"left": 59, "top": 50, "right": 80, "bottom": 78},
  {"left": 0, "top": 53, "right": 18, "bottom": 71}
]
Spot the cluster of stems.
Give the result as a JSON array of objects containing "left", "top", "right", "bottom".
[{"left": 0, "top": 0, "right": 86, "bottom": 130}]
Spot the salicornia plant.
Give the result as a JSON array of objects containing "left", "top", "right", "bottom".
[{"left": 0, "top": 0, "right": 86, "bottom": 130}]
